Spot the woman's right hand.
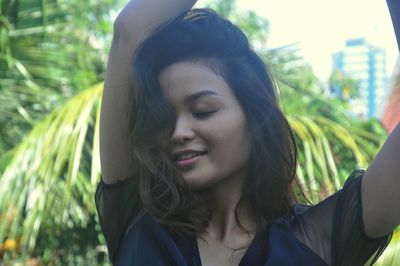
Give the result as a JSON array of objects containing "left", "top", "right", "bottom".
[{"left": 100, "top": 0, "right": 197, "bottom": 184}]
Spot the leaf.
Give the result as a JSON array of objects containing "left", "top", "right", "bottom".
[{"left": 0, "top": 84, "right": 102, "bottom": 252}]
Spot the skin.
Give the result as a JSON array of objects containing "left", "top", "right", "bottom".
[{"left": 159, "top": 61, "right": 257, "bottom": 265}]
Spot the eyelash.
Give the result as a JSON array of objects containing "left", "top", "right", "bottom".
[{"left": 192, "top": 111, "right": 216, "bottom": 119}]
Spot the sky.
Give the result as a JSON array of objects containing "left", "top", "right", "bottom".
[{"left": 235, "top": 0, "right": 399, "bottom": 82}]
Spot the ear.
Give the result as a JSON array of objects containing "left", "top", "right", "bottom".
[{"left": 387, "top": 0, "right": 400, "bottom": 51}]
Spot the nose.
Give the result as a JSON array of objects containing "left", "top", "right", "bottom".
[{"left": 171, "top": 116, "right": 195, "bottom": 144}]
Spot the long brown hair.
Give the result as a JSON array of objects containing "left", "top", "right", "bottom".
[{"left": 128, "top": 8, "right": 299, "bottom": 241}]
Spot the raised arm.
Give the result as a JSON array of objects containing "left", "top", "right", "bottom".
[
  {"left": 361, "top": 0, "right": 400, "bottom": 238},
  {"left": 100, "top": 0, "right": 197, "bottom": 184},
  {"left": 362, "top": 123, "right": 400, "bottom": 237}
]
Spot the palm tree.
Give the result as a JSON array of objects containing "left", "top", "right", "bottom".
[
  {"left": 0, "top": 0, "right": 121, "bottom": 156},
  {"left": 0, "top": 0, "right": 122, "bottom": 263},
  {"left": 0, "top": 84, "right": 103, "bottom": 263}
]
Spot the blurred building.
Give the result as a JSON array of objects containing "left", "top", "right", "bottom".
[{"left": 332, "top": 38, "right": 387, "bottom": 119}]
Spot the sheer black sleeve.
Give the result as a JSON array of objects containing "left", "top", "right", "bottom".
[
  {"left": 293, "top": 170, "right": 392, "bottom": 266},
  {"left": 95, "top": 177, "right": 143, "bottom": 264}
]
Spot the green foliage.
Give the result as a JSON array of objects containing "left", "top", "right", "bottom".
[
  {"left": 0, "top": 0, "right": 124, "bottom": 155},
  {"left": 0, "top": 0, "right": 122, "bottom": 263},
  {"left": 375, "top": 231, "right": 400, "bottom": 266},
  {"left": 203, "top": 0, "right": 269, "bottom": 47},
  {"left": 329, "top": 70, "right": 361, "bottom": 99},
  {"left": 0, "top": 85, "right": 103, "bottom": 263}
]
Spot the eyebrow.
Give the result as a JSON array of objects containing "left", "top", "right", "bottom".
[{"left": 184, "top": 90, "right": 218, "bottom": 104}]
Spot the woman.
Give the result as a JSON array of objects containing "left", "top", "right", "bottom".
[{"left": 96, "top": 1, "right": 399, "bottom": 265}]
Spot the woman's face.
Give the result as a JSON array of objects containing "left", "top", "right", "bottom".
[{"left": 159, "top": 61, "right": 251, "bottom": 190}]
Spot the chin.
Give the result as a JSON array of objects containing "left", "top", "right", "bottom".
[
  {"left": 185, "top": 180, "right": 210, "bottom": 191},
  {"left": 184, "top": 176, "right": 221, "bottom": 191},
  {"left": 181, "top": 175, "right": 206, "bottom": 189}
]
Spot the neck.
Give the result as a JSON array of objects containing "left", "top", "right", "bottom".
[{"left": 200, "top": 171, "right": 256, "bottom": 244}]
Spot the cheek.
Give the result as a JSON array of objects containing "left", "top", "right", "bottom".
[
  {"left": 226, "top": 130, "right": 251, "bottom": 164},
  {"left": 207, "top": 115, "right": 251, "bottom": 160}
]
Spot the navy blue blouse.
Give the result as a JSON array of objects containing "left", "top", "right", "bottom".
[
  {"left": 114, "top": 209, "right": 328, "bottom": 265},
  {"left": 95, "top": 170, "right": 392, "bottom": 265}
]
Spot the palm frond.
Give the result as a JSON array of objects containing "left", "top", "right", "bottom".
[
  {"left": 0, "top": 83, "right": 102, "bottom": 253},
  {"left": 375, "top": 231, "right": 400, "bottom": 265}
]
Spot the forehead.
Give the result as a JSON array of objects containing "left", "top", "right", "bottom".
[{"left": 158, "top": 61, "right": 233, "bottom": 103}]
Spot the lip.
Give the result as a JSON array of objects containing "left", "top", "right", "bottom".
[
  {"left": 171, "top": 149, "right": 207, "bottom": 158},
  {"left": 175, "top": 154, "right": 205, "bottom": 168},
  {"left": 171, "top": 149, "right": 208, "bottom": 168}
]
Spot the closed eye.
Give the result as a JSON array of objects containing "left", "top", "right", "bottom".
[{"left": 192, "top": 111, "right": 217, "bottom": 119}]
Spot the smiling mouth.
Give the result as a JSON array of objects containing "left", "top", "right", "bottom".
[{"left": 174, "top": 151, "right": 208, "bottom": 162}]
